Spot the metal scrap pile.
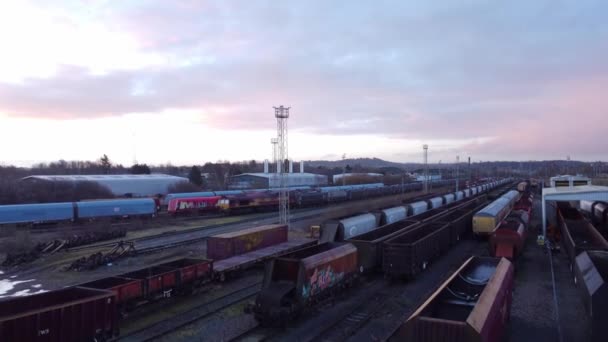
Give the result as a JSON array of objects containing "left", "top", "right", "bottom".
[
  {"left": 67, "top": 241, "right": 135, "bottom": 271},
  {"left": 1, "top": 229, "right": 127, "bottom": 267}
]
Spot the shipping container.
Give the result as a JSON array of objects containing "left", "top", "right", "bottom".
[
  {"left": 80, "top": 276, "right": 143, "bottom": 305},
  {"left": 254, "top": 243, "right": 358, "bottom": 323},
  {"left": 320, "top": 213, "right": 380, "bottom": 243},
  {"left": 0, "top": 202, "right": 74, "bottom": 225},
  {"left": 76, "top": 198, "right": 156, "bottom": 219},
  {"left": 0, "top": 287, "right": 117, "bottom": 342},
  {"left": 383, "top": 221, "right": 451, "bottom": 279},
  {"left": 207, "top": 224, "right": 288, "bottom": 260},
  {"left": 573, "top": 251, "right": 608, "bottom": 342},
  {"left": 396, "top": 257, "right": 514, "bottom": 342}
]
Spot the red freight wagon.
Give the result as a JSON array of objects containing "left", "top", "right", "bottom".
[
  {"left": 167, "top": 196, "right": 221, "bottom": 215},
  {"left": 207, "top": 224, "right": 288, "bottom": 260},
  {"left": 254, "top": 242, "right": 358, "bottom": 324},
  {"left": 490, "top": 220, "right": 526, "bottom": 259},
  {"left": 0, "top": 287, "right": 117, "bottom": 342},
  {"left": 156, "top": 258, "right": 213, "bottom": 285},
  {"left": 120, "top": 266, "right": 178, "bottom": 298},
  {"left": 397, "top": 257, "right": 514, "bottom": 342},
  {"left": 81, "top": 276, "right": 143, "bottom": 305}
]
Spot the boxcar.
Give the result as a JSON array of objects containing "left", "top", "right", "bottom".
[
  {"left": 573, "top": 251, "right": 608, "bottom": 342},
  {"left": 396, "top": 257, "right": 514, "bottom": 342},
  {"left": 489, "top": 220, "right": 525, "bottom": 259},
  {"left": 207, "top": 224, "right": 288, "bottom": 260},
  {"left": 443, "top": 193, "right": 455, "bottom": 205},
  {"left": 76, "top": 199, "right": 156, "bottom": 219},
  {"left": 472, "top": 195, "right": 515, "bottom": 236},
  {"left": 383, "top": 221, "right": 451, "bottom": 279},
  {"left": 0, "top": 287, "right": 117, "bottom": 342},
  {"left": 427, "top": 197, "right": 444, "bottom": 209},
  {"left": 254, "top": 242, "right": 358, "bottom": 324},
  {"left": 0, "top": 202, "right": 74, "bottom": 225},
  {"left": 320, "top": 213, "right": 380, "bottom": 243}
]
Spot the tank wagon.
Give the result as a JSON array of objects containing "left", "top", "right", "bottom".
[
  {"left": 0, "top": 287, "right": 118, "bottom": 342},
  {"left": 253, "top": 242, "right": 359, "bottom": 324},
  {"left": 573, "top": 251, "right": 608, "bottom": 342},
  {"left": 396, "top": 257, "right": 514, "bottom": 342}
]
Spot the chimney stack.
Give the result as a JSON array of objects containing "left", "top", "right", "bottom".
[
  {"left": 264, "top": 159, "right": 269, "bottom": 173},
  {"left": 300, "top": 161, "right": 304, "bottom": 173},
  {"left": 289, "top": 160, "right": 293, "bottom": 173}
]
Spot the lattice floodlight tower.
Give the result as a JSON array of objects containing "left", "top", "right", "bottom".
[
  {"left": 274, "top": 106, "right": 290, "bottom": 227},
  {"left": 271, "top": 138, "right": 278, "bottom": 173}
]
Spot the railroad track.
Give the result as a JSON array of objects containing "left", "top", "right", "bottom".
[{"left": 118, "top": 282, "right": 262, "bottom": 342}]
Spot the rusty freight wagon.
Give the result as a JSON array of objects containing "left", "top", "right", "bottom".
[
  {"left": 383, "top": 221, "right": 452, "bottom": 279},
  {"left": 573, "top": 251, "right": 608, "bottom": 342},
  {"left": 0, "top": 287, "right": 118, "bottom": 342},
  {"left": 557, "top": 203, "right": 608, "bottom": 265},
  {"left": 347, "top": 219, "right": 422, "bottom": 272},
  {"left": 207, "top": 224, "right": 288, "bottom": 260},
  {"left": 489, "top": 220, "right": 525, "bottom": 259},
  {"left": 396, "top": 257, "right": 514, "bottom": 342},
  {"left": 253, "top": 242, "right": 359, "bottom": 324}
]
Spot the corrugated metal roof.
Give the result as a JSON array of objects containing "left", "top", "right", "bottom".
[{"left": 21, "top": 174, "right": 188, "bottom": 196}]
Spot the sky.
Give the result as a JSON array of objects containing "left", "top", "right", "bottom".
[{"left": 0, "top": 0, "right": 607, "bottom": 166}]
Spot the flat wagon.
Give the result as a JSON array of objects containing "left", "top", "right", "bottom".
[
  {"left": 0, "top": 287, "right": 117, "bottom": 342},
  {"left": 396, "top": 257, "right": 514, "bottom": 342}
]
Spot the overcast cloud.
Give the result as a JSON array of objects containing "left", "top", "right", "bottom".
[{"left": 0, "top": 0, "right": 607, "bottom": 164}]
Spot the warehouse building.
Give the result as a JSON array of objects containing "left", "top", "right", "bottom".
[
  {"left": 228, "top": 160, "right": 327, "bottom": 189},
  {"left": 550, "top": 175, "right": 591, "bottom": 187},
  {"left": 20, "top": 174, "right": 189, "bottom": 197}
]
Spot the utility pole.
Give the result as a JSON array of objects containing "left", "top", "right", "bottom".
[
  {"left": 342, "top": 153, "right": 346, "bottom": 186},
  {"left": 423, "top": 144, "right": 429, "bottom": 193},
  {"left": 271, "top": 138, "right": 278, "bottom": 173},
  {"left": 274, "top": 106, "right": 290, "bottom": 227},
  {"left": 456, "top": 155, "right": 460, "bottom": 192}
]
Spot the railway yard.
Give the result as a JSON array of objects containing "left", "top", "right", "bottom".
[{"left": 0, "top": 180, "right": 606, "bottom": 342}]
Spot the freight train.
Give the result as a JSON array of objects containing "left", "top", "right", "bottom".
[
  {"left": 253, "top": 179, "right": 512, "bottom": 324},
  {"left": 489, "top": 187, "right": 534, "bottom": 259},
  {"left": 0, "top": 224, "right": 316, "bottom": 342},
  {"left": 0, "top": 180, "right": 458, "bottom": 226}
]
